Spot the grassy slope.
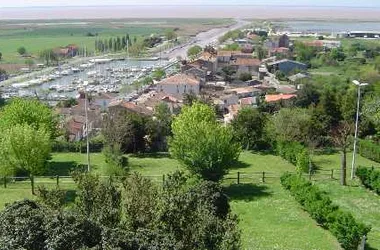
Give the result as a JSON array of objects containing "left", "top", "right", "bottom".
[
  {"left": 313, "top": 153, "right": 380, "bottom": 249},
  {"left": 0, "top": 151, "right": 341, "bottom": 249},
  {"left": 226, "top": 152, "right": 341, "bottom": 250}
]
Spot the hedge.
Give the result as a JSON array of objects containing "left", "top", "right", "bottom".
[
  {"left": 359, "top": 139, "right": 380, "bottom": 163},
  {"left": 281, "top": 173, "right": 370, "bottom": 250},
  {"left": 356, "top": 166, "right": 380, "bottom": 194},
  {"left": 52, "top": 139, "right": 104, "bottom": 153},
  {"left": 276, "top": 141, "right": 311, "bottom": 173}
]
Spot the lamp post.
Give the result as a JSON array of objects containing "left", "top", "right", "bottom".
[
  {"left": 351, "top": 80, "right": 368, "bottom": 179},
  {"left": 83, "top": 88, "right": 91, "bottom": 172}
]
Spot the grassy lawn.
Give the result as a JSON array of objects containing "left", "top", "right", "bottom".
[{"left": 226, "top": 152, "right": 341, "bottom": 250}]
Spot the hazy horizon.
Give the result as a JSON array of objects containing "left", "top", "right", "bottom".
[
  {"left": 1, "top": 5, "right": 380, "bottom": 20},
  {"left": 0, "top": 0, "right": 380, "bottom": 8}
]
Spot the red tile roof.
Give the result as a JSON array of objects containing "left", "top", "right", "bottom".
[
  {"left": 233, "top": 58, "right": 261, "bottom": 66},
  {"left": 265, "top": 94, "right": 297, "bottom": 103},
  {"left": 109, "top": 101, "right": 154, "bottom": 116},
  {"left": 240, "top": 97, "right": 254, "bottom": 106},
  {"left": 159, "top": 74, "right": 200, "bottom": 86}
]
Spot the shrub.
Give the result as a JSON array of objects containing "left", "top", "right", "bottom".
[
  {"left": 52, "top": 138, "right": 104, "bottom": 153},
  {"left": 359, "top": 139, "right": 380, "bottom": 163},
  {"left": 103, "top": 144, "right": 128, "bottom": 176},
  {"left": 281, "top": 173, "right": 370, "bottom": 250},
  {"left": 277, "top": 141, "right": 311, "bottom": 173},
  {"left": 356, "top": 166, "right": 380, "bottom": 194}
]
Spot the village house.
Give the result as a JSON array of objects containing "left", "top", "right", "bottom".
[
  {"left": 239, "top": 96, "right": 258, "bottom": 107},
  {"left": 184, "top": 67, "right": 206, "bottom": 84},
  {"left": 92, "top": 92, "right": 118, "bottom": 111},
  {"left": 231, "top": 58, "right": 261, "bottom": 75},
  {"left": 269, "top": 47, "right": 290, "bottom": 58},
  {"left": 53, "top": 44, "right": 79, "bottom": 58},
  {"left": 157, "top": 73, "right": 200, "bottom": 95},
  {"left": 267, "top": 59, "right": 307, "bottom": 74},
  {"left": 265, "top": 93, "right": 297, "bottom": 103},
  {"left": 214, "top": 93, "right": 239, "bottom": 114},
  {"left": 137, "top": 91, "right": 183, "bottom": 115},
  {"left": 303, "top": 40, "right": 342, "bottom": 50},
  {"left": 108, "top": 100, "right": 154, "bottom": 116},
  {"left": 225, "top": 86, "right": 262, "bottom": 98}
]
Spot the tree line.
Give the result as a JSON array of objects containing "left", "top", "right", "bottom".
[{"left": 95, "top": 34, "right": 136, "bottom": 53}]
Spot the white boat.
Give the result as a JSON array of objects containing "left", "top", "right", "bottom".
[
  {"left": 87, "top": 71, "right": 97, "bottom": 77},
  {"left": 71, "top": 67, "right": 81, "bottom": 73},
  {"left": 89, "top": 58, "right": 113, "bottom": 64},
  {"left": 12, "top": 82, "right": 30, "bottom": 88},
  {"left": 61, "top": 70, "right": 72, "bottom": 76}
]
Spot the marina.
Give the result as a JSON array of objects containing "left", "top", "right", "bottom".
[{"left": 1, "top": 58, "right": 173, "bottom": 101}]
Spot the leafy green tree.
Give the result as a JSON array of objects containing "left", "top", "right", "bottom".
[
  {"left": 39, "top": 49, "right": 57, "bottom": 66},
  {"left": 269, "top": 108, "right": 312, "bottom": 144},
  {"left": 330, "top": 48, "right": 346, "bottom": 61},
  {"left": 363, "top": 96, "right": 380, "bottom": 132},
  {"left": 0, "top": 124, "right": 51, "bottom": 193},
  {"left": 157, "top": 171, "right": 240, "bottom": 249},
  {"left": 294, "top": 42, "right": 317, "bottom": 63},
  {"left": 152, "top": 67, "right": 166, "bottom": 81},
  {"left": 238, "top": 72, "right": 252, "bottom": 82},
  {"left": 165, "top": 30, "right": 177, "bottom": 41},
  {"left": 17, "top": 46, "right": 27, "bottom": 56},
  {"left": 231, "top": 107, "right": 266, "bottom": 150},
  {"left": 73, "top": 172, "right": 122, "bottom": 227},
  {"left": 256, "top": 46, "right": 266, "bottom": 60},
  {"left": 146, "top": 103, "right": 173, "bottom": 151},
  {"left": 0, "top": 98, "right": 57, "bottom": 138},
  {"left": 0, "top": 200, "right": 47, "bottom": 250},
  {"left": 221, "top": 65, "right": 236, "bottom": 82},
  {"left": 0, "top": 51, "right": 2, "bottom": 60},
  {"left": 187, "top": 45, "right": 202, "bottom": 59},
  {"left": 122, "top": 173, "right": 158, "bottom": 230},
  {"left": 169, "top": 103, "right": 241, "bottom": 181},
  {"left": 295, "top": 82, "right": 320, "bottom": 108}
]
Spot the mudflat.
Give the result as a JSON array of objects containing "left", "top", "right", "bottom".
[{"left": 1, "top": 5, "right": 380, "bottom": 20}]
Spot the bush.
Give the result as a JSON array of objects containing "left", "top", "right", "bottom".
[
  {"left": 103, "top": 144, "right": 128, "bottom": 177},
  {"left": 356, "top": 166, "right": 380, "bottom": 194},
  {"left": 277, "top": 141, "right": 311, "bottom": 173},
  {"left": 359, "top": 139, "right": 380, "bottom": 163},
  {"left": 281, "top": 173, "right": 370, "bottom": 250},
  {"left": 52, "top": 138, "right": 104, "bottom": 153}
]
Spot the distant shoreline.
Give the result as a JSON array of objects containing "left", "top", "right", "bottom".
[{"left": 1, "top": 5, "right": 380, "bottom": 21}]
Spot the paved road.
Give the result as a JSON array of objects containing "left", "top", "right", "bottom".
[{"left": 163, "top": 18, "right": 251, "bottom": 60}]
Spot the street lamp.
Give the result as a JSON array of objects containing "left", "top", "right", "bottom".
[{"left": 351, "top": 80, "right": 368, "bottom": 179}]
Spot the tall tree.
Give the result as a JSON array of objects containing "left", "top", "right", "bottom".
[
  {"left": 270, "top": 108, "right": 312, "bottom": 144},
  {"left": 187, "top": 45, "right": 202, "bottom": 59},
  {"left": 0, "top": 124, "right": 51, "bottom": 193},
  {"left": 39, "top": 49, "right": 57, "bottom": 66},
  {"left": 169, "top": 103, "right": 241, "bottom": 181},
  {"left": 0, "top": 98, "right": 57, "bottom": 138},
  {"left": 231, "top": 107, "right": 266, "bottom": 150},
  {"left": 331, "top": 121, "right": 354, "bottom": 186}
]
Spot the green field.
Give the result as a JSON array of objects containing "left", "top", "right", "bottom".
[
  {"left": 3, "top": 151, "right": 380, "bottom": 249},
  {"left": 0, "top": 18, "right": 233, "bottom": 66}
]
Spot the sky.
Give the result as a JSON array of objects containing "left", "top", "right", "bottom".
[{"left": 0, "top": 0, "right": 379, "bottom": 8}]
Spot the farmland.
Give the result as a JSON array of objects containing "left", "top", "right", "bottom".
[{"left": 0, "top": 18, "right": 233, "bottom": 67}]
